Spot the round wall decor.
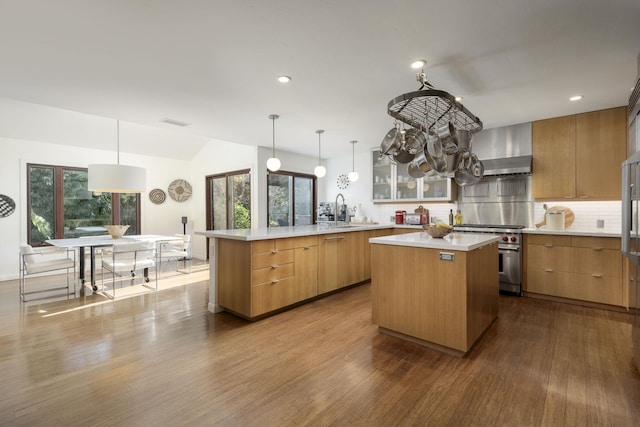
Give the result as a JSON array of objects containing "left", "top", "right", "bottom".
[
  {"left": 168, "top": 179, "right": 192, "bottom": 202},
  {"left": 0, "top": 194, "right": 16, "bottom": 218},
  {"left": 149, "top": 188, "right": 167, "bottom": 204},
  {"left": 336, "top": 174, "right": 350, "bottom": 190}
]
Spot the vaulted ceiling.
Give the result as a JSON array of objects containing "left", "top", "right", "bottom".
[{"left": 1, "top": 0, "right": 638, "bottom": 159}]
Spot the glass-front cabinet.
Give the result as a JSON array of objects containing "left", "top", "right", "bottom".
[
  {"left": 372, "top": 150, "right": 393, "bottom": 201},
  {"left": 371, "top": 148, "right": 456, "bottom": 203}
]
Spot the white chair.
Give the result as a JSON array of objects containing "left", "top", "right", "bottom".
[
  {"left": 101, "top": 240, "right": 157, "bottom": 299},
  {"left": 157, "top": 234, "right": 192, "bottom": 274},
  {"left": 19, "top": 244, "right": 76, "bottom": 301}
]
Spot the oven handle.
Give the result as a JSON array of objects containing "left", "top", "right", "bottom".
[{"left": 498, "top": 244, "right": 519, "bottom": 252}]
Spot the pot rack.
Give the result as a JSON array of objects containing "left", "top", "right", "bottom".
[{"left": 387, "top": 72, "right": 483, "bottom": 134}]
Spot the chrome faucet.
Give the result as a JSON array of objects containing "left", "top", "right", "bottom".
[{"left": 335, "top": 193, "right": 346, "bottom": 226}]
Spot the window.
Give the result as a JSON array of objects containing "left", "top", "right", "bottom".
[
  {"left": 206, "top": 169, "right": 251, "bottom": 230},
  {"left": 267, "top": 171, "right": 316, "bottom": 227},
  {"left": 27, "top": 164, "right": 141, "bottom": 245}
]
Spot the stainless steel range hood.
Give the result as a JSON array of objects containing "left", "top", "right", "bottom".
[
  {"left": 472, "top": 122, "right": 532, "bottom": 176},
  {"left": 481, "top": 155, "right": 532, "bottom": 176}
]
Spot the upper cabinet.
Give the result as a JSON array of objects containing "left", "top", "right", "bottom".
[
  {"left": 532, "top": 106, "right": 626, "bottom": 200},
  {"left": 371, "top": 148, "right": 456, "bottom": 203}
]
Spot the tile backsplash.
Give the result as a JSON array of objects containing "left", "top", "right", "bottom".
[
  {"left": 366, "top": 200, "right": 622, "bottom": 231},
  {"left": 533, "top": 200, "right": 621, "bottom": 231}
]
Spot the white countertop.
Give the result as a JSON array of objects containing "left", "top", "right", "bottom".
[
  {"left": 369, "top": 232, "right": 500, "bottom": 251},
  {"left": 196, "top": 223, "right": 394, "bottom": 241},
  {"left": 523, "top": 227, "right": 621, "bottom": 238}
]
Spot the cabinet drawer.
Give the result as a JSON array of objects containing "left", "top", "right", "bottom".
[
  {"left": 251, "top": 262, "right": 295, "bottom": 285},
  {"left": 277, "top": 235, "right": 318, "bottom": 250},
  {"left": 572, "top": 248, "right": 622, "bottom": 278},
  {"left": 252, "top": 240, "right": 275, "bottom": 254},
  {"left": 526, "top": 234, "right": 572, "bottom": 247},
  {"left": 527, "top": 244, "right": 573, "bottom": 272},
  {"left": 527, "top": 268, "right": 623, "bottom": 306},
  {"left": 251, "top": 276, "right": 298, "bottom": 316},
  {"left": 571, "top": 236, "right": 620, "bottom": 250},
  {"left": 252, "top": 249, "right": 295, "bottom": 269},
  {"left": 527, "top": 268, "right": 565, "bottom": 295}
]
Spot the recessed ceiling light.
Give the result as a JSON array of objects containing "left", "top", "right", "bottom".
[
  {"left": 455, "top": 96, "right": 463, "bottom": 102},
  {"left": 410, "top": 60, "right": 426, "bottom": 69},
  {"left": 569, "top": 95, "right": 583, "bottom": 102},
  {"left": 277, "top": 75, "right": 292, "bottom": 83}
]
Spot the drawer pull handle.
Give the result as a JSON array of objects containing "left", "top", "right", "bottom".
[
  {"left": 303, "top": 246, "right": 311, "bottom": 250},
  {"left": 271, "top": 265, "right": 278, "bottom": 269},
  {"left": 271, "top": 250, "right": 278, "bottom": 254},
  {"left": 591, "top": 247, "right": 603, "bottom": 251},
  {"left": 544, "top": 244, "right": 553, "bottom": 248},
  {"left": 592, "top": 274, "right": 602, "bottom": 278},
  {"left": 544, "top": 269, "right": 553, "bottom": 273},
  {"left": 325, "top": 236, "right": 345, "bottom": 241},
  {"left": 271, "top": 280, "right": 279, "bottom": 284}
]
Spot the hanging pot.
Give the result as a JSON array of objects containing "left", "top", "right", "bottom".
[
  {"left": 380, "top": 127, "right": 403, "bottom": 156},
  {"left": 437, "top": 121, "right": 459, "bottom": 155},
  {"left": 455, "top": 153, "right": 484, "bottom": 186},
  {"left": 425, "top": 135, "right": 447, "bottom": 173},
  {"left": 394, "top": 148, "right": 415, "bottom": 164},
  {"left": 404, "top": 128, "right": 427, "bottom": 155}
]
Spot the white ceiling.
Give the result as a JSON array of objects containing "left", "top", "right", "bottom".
[{"left": 0, "top": 0, "right": 639, "bottom": 160}]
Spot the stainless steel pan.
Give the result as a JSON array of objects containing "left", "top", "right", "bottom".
[
  {"left": 404, "top": 128, "right": 427, "bottom": 154},
  {"left": 380, "top": 127, "right": 403, "bottom": 156}
]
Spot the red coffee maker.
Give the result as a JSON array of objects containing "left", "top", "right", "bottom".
[{"left": 395, "top": 210, "right": 406, "bottom": 224}]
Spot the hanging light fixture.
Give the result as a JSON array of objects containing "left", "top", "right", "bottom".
[
  {"left": 88, "top": 120, "right": 146, "bottom": 193},
  {"left": 314, "top": 129, "right": 327, "bottom": 178},
  {"left": 266, "top": 114, "right": 281, "bottom": 172},
  {"left": 348, "top": 140, "right": 359, "bottom": 182}
]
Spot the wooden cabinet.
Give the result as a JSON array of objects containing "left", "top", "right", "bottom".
[
  {"left": 318, "top": 232, "right": 366, "bottom": 294},
  {"left": 371, "top": 241, "right": 498, "bottom": 355},
  {"left": 532, "top": 106, "right": 626, "bottom": 200},
  {"left": 525, "top": 234, "right": 623, "bottom": 306},
  {"left": 217, "top": 235, "right": 319, "bottom": 318},
  {"left": 532, "top": 115, "right": 576, "bottom": 199}
]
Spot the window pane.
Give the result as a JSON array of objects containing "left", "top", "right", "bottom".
[
  {"left": 294, "top": 176, "right": 313, "bottom": 225},
  {"left": 63, "top": 169, "right": 112, "bottom": 238},
  {"left": 29, "top": 166, "right": 55, "bottom": 245},
  {"left": 119, "top": 194, "right": 138, "bottom": 235},
  {"left": 229, "top": 173, "right": 251, "bottom": 229},
  {"left": 212, "top": 177, "right": 227, "bottom": 230},
  {"left": 268, "top": 174, "right": 291, "bottom": 226},
  {"left": 27, "top": 164, "right": 140, "bottom": 245}
]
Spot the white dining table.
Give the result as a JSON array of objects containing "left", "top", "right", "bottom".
[{"left": 45, "top": 234, "right": 178, "bottom": 293}]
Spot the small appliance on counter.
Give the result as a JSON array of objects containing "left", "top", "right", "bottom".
[
  {"left": 395, "top": 210, "right": 406, "bottom": 224},
  {"left": 405, "top": 213, "right": 428, "bottom": 225},
  {"left": 317, "top": 202, "right": 334, "bottom": 222}
]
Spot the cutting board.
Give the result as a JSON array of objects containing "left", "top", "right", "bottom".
[{"left": 535, "top": 206, "right": 575, "bottom": 229}]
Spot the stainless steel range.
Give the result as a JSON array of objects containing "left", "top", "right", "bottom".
[
  {"left": 455, "top": 174, "right": 533, "bottom": 295},
  {"left": 453, "top": 224, "right": 524, "bottom": 295}
]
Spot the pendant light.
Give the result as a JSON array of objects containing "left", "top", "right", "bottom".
[
  {"left": 88, "top": 120, "right": 146, "bottom": 193},
  {"left": 348, "top": 140, "right": 359, "bottom": 182},
  {"left": 266, "top": 114, "right": 281, "bottom": 172},
  {"left": 314, "top": 129, "right": 327, "bottom": 178}
]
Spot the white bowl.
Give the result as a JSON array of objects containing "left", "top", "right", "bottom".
[{"left": 105, "top": 225, "right": 130, "bottom": 239}]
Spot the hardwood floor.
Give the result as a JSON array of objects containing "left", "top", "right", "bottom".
[{"left": 1, "top": 271, "right": 639, "bottom": 426}]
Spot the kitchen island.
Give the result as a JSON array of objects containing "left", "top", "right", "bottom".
[
  {"left": 370, "top": 232, "right": 500, "bottom": 356},
  {"left": 196, "top": 224, "right": 394, "bottom": 319}
]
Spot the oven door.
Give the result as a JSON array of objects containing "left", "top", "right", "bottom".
[{"left": 499, "top": 244, "right": 521, "bottom": 294}]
